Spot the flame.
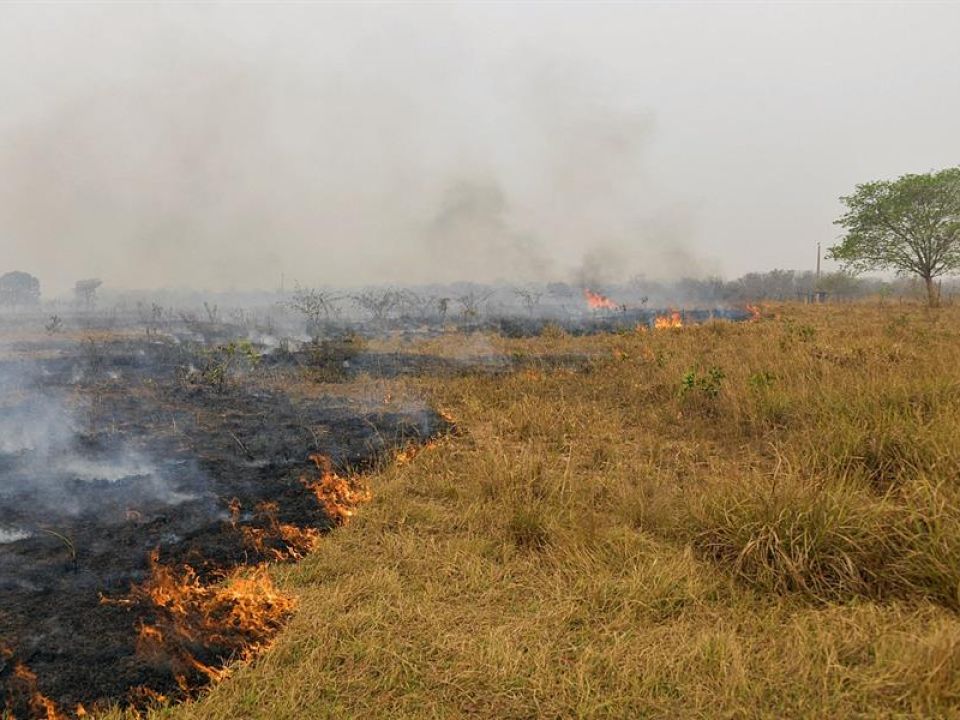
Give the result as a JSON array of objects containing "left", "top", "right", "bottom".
[
  {"left": 107, "top": 551, "right": 295, "bottom": 697},
  {"left": 1, "top": 645, "right": 67, "bottom": 720},
  {"left": 654, "top": 310, "right": 683, "bottom": 329},
  {"left": 238, "top": 501, "right": 321, "bottom": 561},
  {"left": 300, "top": 454, "right": 371, "bottom": 526},
  {"left": 128, "top": 685, "right": 168, "bottom": 706},
  {"left": 583, "top": 288, "right": 618, "bottom": 310},
  {"left": 394, "top": 440, "right": 439, "bottom": 465},
  {"left": 746, "top": 304, "right": 762, "bottom": 321}
]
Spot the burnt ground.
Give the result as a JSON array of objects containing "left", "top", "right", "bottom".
[{"left": 0, "top": 337, "right": 458, "bottom": 716}]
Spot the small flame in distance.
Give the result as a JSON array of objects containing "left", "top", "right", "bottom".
[
  {"left": 654, "top": 311, "right": 683, "bottom": 329},
  {"left": 583, "top": 289, "right": 618, "bottom": 310}
]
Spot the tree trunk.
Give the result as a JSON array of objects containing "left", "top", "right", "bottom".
[{"left": 924, "top": 275, "right": 941, "bottom": 308}]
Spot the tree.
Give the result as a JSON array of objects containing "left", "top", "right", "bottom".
[
  {"left": 284, "top": 284, "right": 337, "bottom": 341},
  {"left": 352, "top": 289, "right": 401, "bottom": 323},
  {"left": 74, "top": 278, "right": 103, "bottom": 310},
  {"left": 829, "top": 167, "right": 960, "bottom": 307},
  {"left": 456, "top": 290, "right": 492, "bottom": 320},
  {"left": 513, "top": 287, "right": 543, "bottom": 316},
  {"left": 0, "top": 271, "right": 41, "bottom": 308}
]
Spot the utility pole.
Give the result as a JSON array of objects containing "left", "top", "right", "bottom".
[{"left": 816, "top": 242, "right": 821, "bottom": 282}]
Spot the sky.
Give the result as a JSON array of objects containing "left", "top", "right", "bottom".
[{"left": 1, "top": 2, "right": 958, "bottom": 296}]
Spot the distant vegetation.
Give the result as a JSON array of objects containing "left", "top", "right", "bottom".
[
  {"left": 74, "top": 278, "right": 103, "bottom": 310},
  {"left": 830, "top": 166, "right": 960, "bottom": 307},
  {"left": 0, "top": 271, "right": 40, "bottom": 308}
]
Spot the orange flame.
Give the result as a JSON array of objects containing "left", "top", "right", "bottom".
[
  {"left": 106, "top": 551, "right": 295, "bottom": 697},
  {"left": 394, "top": 439, "right": 439, "bottom": 465},
  {"left": 238, "top": 501, "right": 321, "bottom": 561},
  {"left": 746, "top": 304, "right": 762, "bottom": 321},
  {"left": 128, "top": 685, "right": 168, "bottom": 706},
  {"left": 1, "top": 645, "right": 67, "bottom": 720},
  {"left": 654, "top": 310, "right": 683, "bottom": 329},
  {"left": 300, "top": 454, "right": 371, "bottom": 526},
  {"left": 583, "top": 288, "right": 618, "bottom": 310}
]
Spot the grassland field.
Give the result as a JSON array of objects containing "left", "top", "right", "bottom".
[{"left": 101, "top": 301, "right": 960, "bottom": 719}]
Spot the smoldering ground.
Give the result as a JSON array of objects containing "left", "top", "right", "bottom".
[
  {"left": 0, "top": 330, "right": 449, "bottom": 713},
  {"left": 0, "top": 362, "right": 201, "bottom": 523}
]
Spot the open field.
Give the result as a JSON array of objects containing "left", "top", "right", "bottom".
[{"left": 77, "top": 301, "right": 960, "bottom": 719}]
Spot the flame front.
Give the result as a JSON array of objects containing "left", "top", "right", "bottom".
[
  {"left": 1, "top": 645, "right": 67, "bottom": 720},
  {"left": 394, "top": 439, "right": 439, "bottom": 465},
  {"left": 654, "top": 310, "right": 683, "bottom": 329},
  {"left": 583, "top": 288, "right": 618, "bottom": 310},
  {"left": 115, "top": 551, "right": 295, "bottom": 695},
  {"left": 237, "top": 500, "right": 321, "bottom": 561},
  {"left": 300, "top": 453, "right": 371, "bottom": 526},
  {"left": 109, "top": 454, "right": 366, "bottom": 703}
]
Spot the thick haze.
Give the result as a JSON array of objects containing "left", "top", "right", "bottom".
[{"left": 1, "top": 3, "right": 958, "bottom": 296}]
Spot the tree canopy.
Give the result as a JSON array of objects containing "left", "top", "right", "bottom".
[
  {"left": 829, "top": 167, "right": 960, "bottom": 306},
  {"left": 74, "top": 278, "right": 103, "bottom": 309},
  {"left": 0, "top": 271, "right": 41, "bottom": 308}
]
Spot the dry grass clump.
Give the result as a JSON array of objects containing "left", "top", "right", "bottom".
[
  {"left": 104, "top": 301, "right": 960, "bottom": 719},
  {"left": 688, "top": 473, "right": 960, "bottom": 608},
  {"left": 689, "top": 475, "right": 889, "bottom": 601}
]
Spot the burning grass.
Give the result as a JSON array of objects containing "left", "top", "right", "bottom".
[
  {"left": 97, "top": 452, "right": 374, "bottom": 710},
  {"left": 118, "top": 552, "right": 296, "bottom": 693},
  {"left": 654, "top": 309, "right": 684, "bottom": 329},
  {"left": 236, "top": 500, "right": 322, "bottom": 561},
  {"left": 113, "top": 301, "right": 960, "bottom": 720},
  {"left": 299, "top": 453, "right": 372, "bottom": 527},
  {"left": 1, "top": 646, "right": 66, "bottom": 720},
  {"left": 0, "top": 331, "right": 444, "bottom": 718}
]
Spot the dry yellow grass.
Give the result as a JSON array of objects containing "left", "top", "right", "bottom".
[{"left": 106, "top": 302, "right": 960, "bottom": 719}]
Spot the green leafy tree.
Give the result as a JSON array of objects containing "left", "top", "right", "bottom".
[{"left": 829, "top": 167, "right": 960, "bottom": 307}]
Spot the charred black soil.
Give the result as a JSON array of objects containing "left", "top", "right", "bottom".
[{"left": 0, "top": 335, "right": 449, "bottom": 716}]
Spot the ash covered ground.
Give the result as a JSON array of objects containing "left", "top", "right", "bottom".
[{"left": 0, "top": 328, "right": 461, "bottom": 714}]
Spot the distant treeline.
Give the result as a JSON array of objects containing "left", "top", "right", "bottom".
[
  {"left": 620, "top": 270, "right": 959, "bottom": 305},
  {"left": 1, "top": 268, "right": 956, "bottom": 315}
]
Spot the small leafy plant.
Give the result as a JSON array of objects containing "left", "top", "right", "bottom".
[
  {"left": 186, "top": 340, "right": 260, "bottom": 393},
  {"left": 679, "top": 367, "right": 725, "bottom": 399}
]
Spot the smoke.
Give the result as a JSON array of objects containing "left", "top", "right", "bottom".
[
  {"left": 424, "top": 180, "right": 552, "bottom": 282},
  {"left": 0, "top": 4, "right": 693, "bottom": 295},
  {"left": 2, "top": 4, "right": 959, "bottom": 292},
  {"left": 0, "top": 361, "right": 199, "bottom": 522}
]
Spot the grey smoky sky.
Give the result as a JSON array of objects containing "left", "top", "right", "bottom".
[{"left": 1, "top": 2, "right": 958, "bottom": 295}]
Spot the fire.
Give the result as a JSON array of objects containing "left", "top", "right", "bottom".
[
  {"left": 1, "top": 645, "right": 66, "bottom": 720},
  {"left": 583, "top": 288, "right": 618, "bottom": 310},
  {"left": 299, "top": 454, "right": 371, "bottom": 526},
  {"left": 654, "top": 310, "right": 683, "bottom": 329},
  {"left": 394, "top": 439, "right": 439, "bottom": 465},
  {"left": 746, "top": 304, "right": 762, "bottom": 321},
  {"left": 237, "top": 501, "right": 321, "bottom": 561},
  {"left": 112, "top": 551, "right": 295, "bottom": 695},
  {"left": 128, "top": 685, "right": 168, "bottom": 706}
]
